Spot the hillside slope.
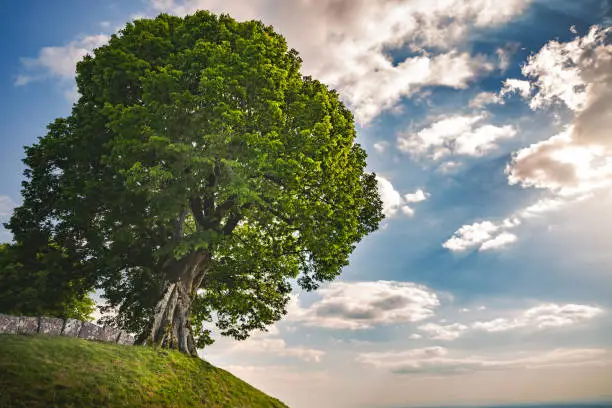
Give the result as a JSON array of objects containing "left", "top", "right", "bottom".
[{"left": 0, "top": 334, "right": 288, "bottom": 408}]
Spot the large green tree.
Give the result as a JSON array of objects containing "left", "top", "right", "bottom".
[{"left": 6, "top": 11, "right": 383, "bottom": 355}]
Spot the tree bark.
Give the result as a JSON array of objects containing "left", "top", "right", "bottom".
[{"left": 147, "top": 250, "right": 211, "bottom": 356}]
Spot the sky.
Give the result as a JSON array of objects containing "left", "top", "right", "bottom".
[{"left": 1, "top": 1, "right": 612, "bottom": 407}]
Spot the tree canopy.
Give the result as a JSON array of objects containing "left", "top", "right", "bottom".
[{"left": 4, "top": 11, "right": 383, "bottom": 355}]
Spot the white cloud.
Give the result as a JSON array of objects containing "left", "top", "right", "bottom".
[
  {"left": 0, "top": 196, "right": 16, "bottom": 217},
  {"left": 507, "top": 128, "right": 612, "bottom": 197},
  {"left": 376, "top": 176, "right": 403, "bottom": 218},
  {"left": 496, "top": 43, "right": 518, "bottom": 71},
  {"left": 401, "top": 205, "right": 415, "bottom": 217},
  {"left": 442, "top": 187, "right": 578, "bottom": 252},
  {"left": 442, "top": 219, "right": 519, "bottom": 251},
  {"left": 376, "top": 177, "right": 428, "bottom": 219},
  {"left": 500, "top": 78, "right": 531, "bottom": 98},
  {"left": 519, "top": 197, "right": 566, "bottom": 218},
  {"left": 506, "top": 26, "right": 612, "bottom": 198},
  {"left": 437, "top": 161, "right": 462, "bottom": 174},
  {"left": 479, "top": 232, "right": 518, "bottom": 251},
  {"left": 17, "top": 35, "right": 109, "bottom": 86},
  {"left": 147, "top": 0, "right": 532, "bottom": 123},
  {"left": 473, "top": 303, "right": 603, "bottom": 332},
  {"left": 469, "top": 91, "right": 504, "bottom": 108},
  {"left": 409, "top": 333, "right": 423, "bottom": 340},
  {"left": 373, "top": 141, "right": 389, "bottom": 153},
  {"left": 233, "top": 337, "right": 325, "bottom": 363},
  {"left": 404, "top": 189, "right": 430, "bottom": 203},
  {"left": 287, "top": 281, "right": 440, "bottom": 330},
  {"left": 417, "top": 323, "right": 469, "bottom": 341},
  {"left": 357, "top": 346, "right": 610, "bottom": 375},
  {"left": 397, "top": 114, "right": 517, "bottom": 160}
]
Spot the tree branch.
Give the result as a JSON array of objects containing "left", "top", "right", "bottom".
[
  {"left": 213, "top": 195, "right": 238, "bottom": 220},
  {"left": 174, "top": 207, "right": 187, "bottom": 241},
  {"left": 189, "top": 197, "right": 207, "bottom": 230},
  {"left": 222, "top": 212, "right": 243, "bottom": 235}
]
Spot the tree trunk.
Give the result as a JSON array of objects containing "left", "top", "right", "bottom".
[{"left": 147, "top": 250, "right": 210, "bottom": 356}]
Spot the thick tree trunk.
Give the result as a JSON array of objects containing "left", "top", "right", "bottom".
[{"left": 148, "top": 251, "right": 210, "bottom": 356}]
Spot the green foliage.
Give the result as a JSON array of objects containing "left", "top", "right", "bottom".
[
  {"left": 0, "top": 334, "right": 288, "bottom": 407},
  {"left": 7, "top": 11, "right": 383, "bottom": 344},
  {"left": 0, "top": 244, "right": 95, "bottom": 320}
]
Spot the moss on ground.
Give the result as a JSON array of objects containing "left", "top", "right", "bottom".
[{"left": 0, "top": 334, "right": 288, "bottom": 408}]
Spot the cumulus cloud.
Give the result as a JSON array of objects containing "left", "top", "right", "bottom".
[
  {"left": 500, "top": 78, "right": 532, "bottom": 98},
  {"left": 376, "top": 176, "right": 429, "bottom": 219},
  {"left": 404, "top": 189, "right": 430, "bottom": 203},
  {"left": 472, "top": 303, "right": 603, "bottom": 332},
  {"left": 417, "top": 323, "right": 469, "bottom": 341},
  {"left": 507, "top": 128, "right": 612, "bottom": 196},
  {"left": 147, "top": 0, "right": 532, "bottom": 123},
  {"left": 357, "top": 346, "right": 610, "bottom": 375},
  {"left": 287, "top": 281, "right": 440, "bottom": 330},
  {"left": 442, "top": 219, "right": 520, "bottom": 252},
  {"left": 397, "top": 114, "right": 517, "bottom": 160},
  {"left": 17, "top": 35, "right": 109, "bottom": 86},
  {"left": 506, "top": 26, "right": 612, "bottom": 197}
]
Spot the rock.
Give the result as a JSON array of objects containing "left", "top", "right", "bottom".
[
  {"left": 117, "top": 331, "right": 135, "bottom": 345},
  {"left": 17, "top": 316, "right": 39, "bottom": 334},
  {"left": 0, "top": 314, "right": 20, "bottom": 334},
  {"left": 78, "top": 321, "right": 103, "bottom": 340},
  {"left": 100, "top": 326, "right": 121, "bottom": 343},
  {"left": 38, "top": 317, "right": 64, "bottom": 335},
  {"left": 61, "top": 319, "right": 82, "bottom": 337}
]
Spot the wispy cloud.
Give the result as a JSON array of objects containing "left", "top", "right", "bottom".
[
  {"left": 357, "top": 347, "right": 611, "bottom": 375},
  {"left": 473, "top": 303, "right": 604, "bottom": 332}
]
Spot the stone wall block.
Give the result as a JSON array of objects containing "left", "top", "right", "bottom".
[
  {"left": 117, "top": 331, "right": 135, "bottom": 345},
  {"left": 1, "top": 314, "right": 137, "bottom": 348},
  {"left": 0, "top": 314, "right": 20, "bottom": 334},
  {"left": 17, "top": 316, "right": 39, "bottom": 334},
  {"left": 62, "top": 319, "right": 82, "bottom": 337},
  {"left": 78, "top": 321, "right": 103, "bottom": 340},
  {"left": 38, "top": 317, "right": 64, "bottom": 335},
  {"left": 101, "top": 326, "right": 121, "bottom": 343}
]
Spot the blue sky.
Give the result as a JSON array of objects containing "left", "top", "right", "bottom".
[{"left": 1, "top": 1, "right": 611, "bottom": 407}]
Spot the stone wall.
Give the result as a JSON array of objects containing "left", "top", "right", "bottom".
[{"left": 0, "top": 314, "right": 135, "bottom": 345}]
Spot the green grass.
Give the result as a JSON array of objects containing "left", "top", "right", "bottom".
[{"left": 0, "top": 334, "right": 288, "bottom": 408}]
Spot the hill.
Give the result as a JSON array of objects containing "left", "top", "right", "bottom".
[{"left": 0, "top": 334, "right": 288, "bottom": 408}]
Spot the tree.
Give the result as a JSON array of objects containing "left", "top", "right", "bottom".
[
  {"left": 0, "top": 243, "right": 96, "bottom": 321},
  {"left": 6, "top": 11, "right": 383, "bottom": 356}
]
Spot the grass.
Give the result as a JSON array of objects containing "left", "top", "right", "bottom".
[{"left": 0, "top": 334, "right": 288, "bottom": 408}]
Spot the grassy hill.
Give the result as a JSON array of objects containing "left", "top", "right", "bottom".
[{"left": 0, "top": 334, "right": 288, "bottom": 408}]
